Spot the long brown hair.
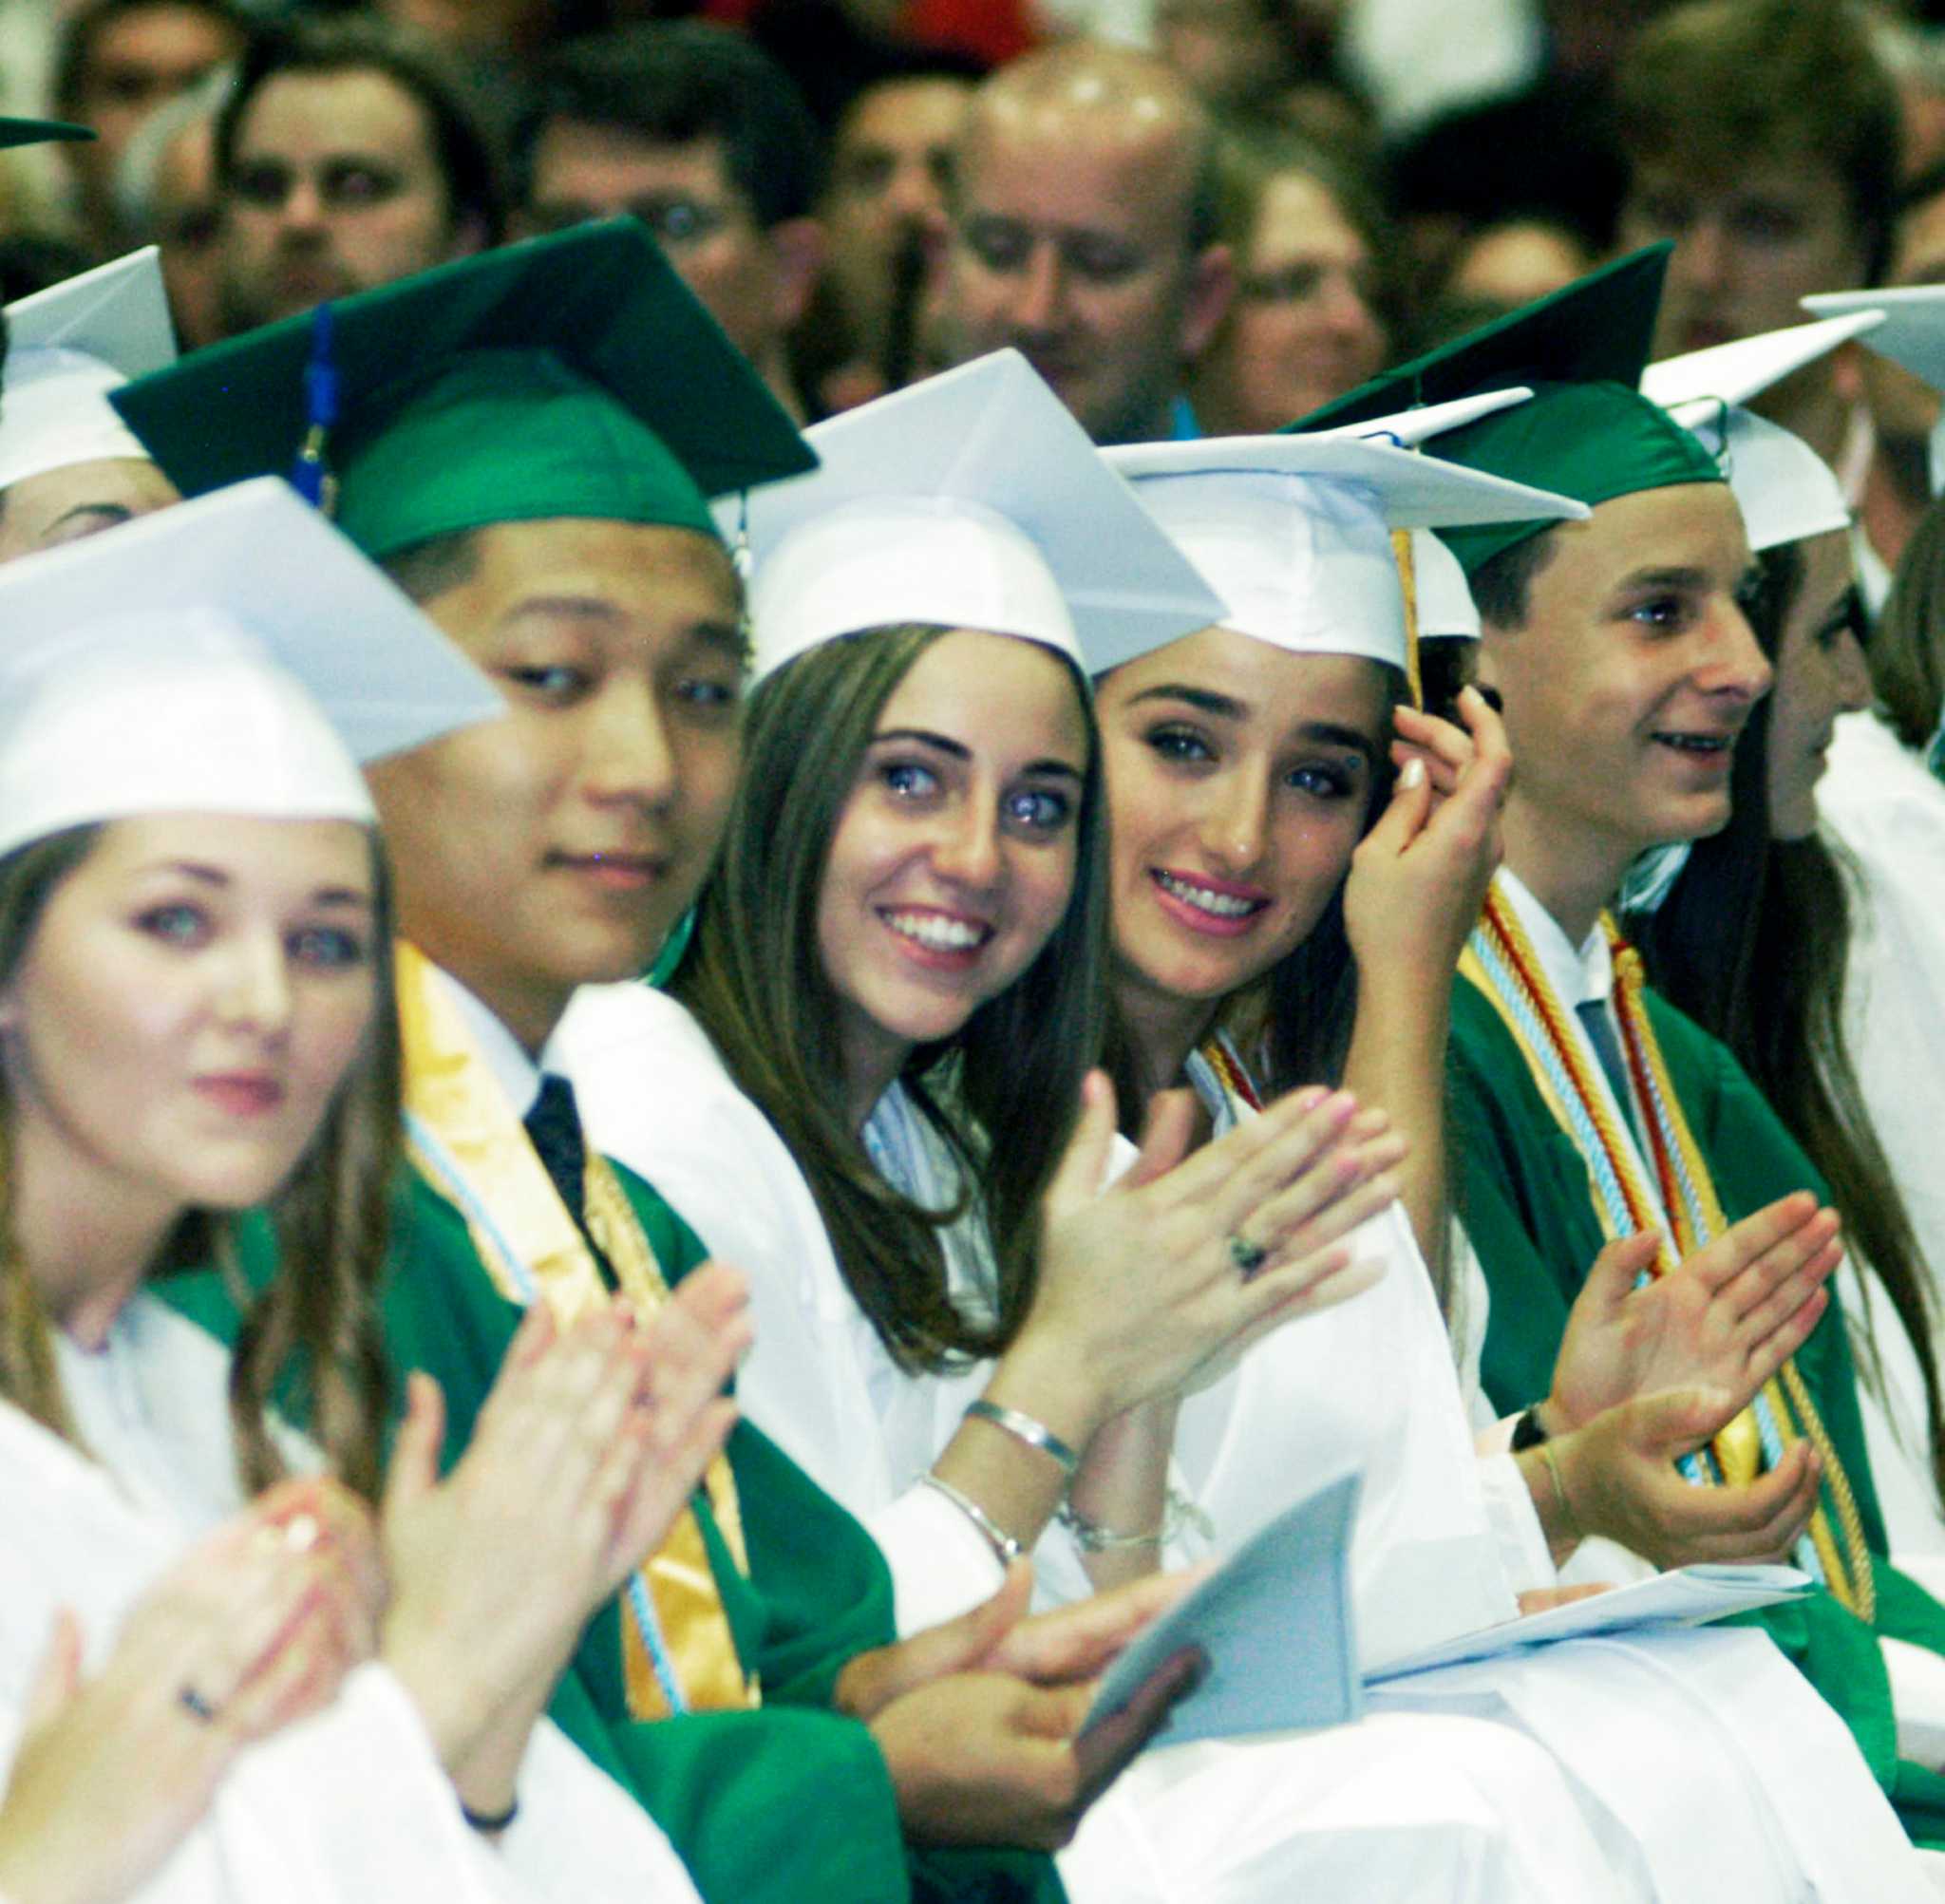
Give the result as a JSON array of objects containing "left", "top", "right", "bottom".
[
  {"left": 1630, "top": 542, "right": 1945, "bottom": 1517},
  {"left": 676, "top": 624, "right": 1108, "bottom": 1372},
  {"left": 1875, "top": 495, "right": 1945, "bottom": 750},
  {"left": 0, "top": 822, "right": 401, "bottom": 1500}
]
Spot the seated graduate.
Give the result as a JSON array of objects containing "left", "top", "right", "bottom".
[
  {"left": 1297, "top": 242, "right": 1945, "bottom": 1845},
  {"left": 0, "top": 481, "right": 723, "bottom": 1904},
  {"left": 1635, "top": 319, "right": 1945, "bottom": 1577},
  {"left": 114, "top": 223, "right": 1202, "bottom": 1904},
  {"left": 0, "top": 249, "right": 181, "bottom": 561},
  {"left": 560, "top": 355, "right": 1931, "bottom": 1902}
]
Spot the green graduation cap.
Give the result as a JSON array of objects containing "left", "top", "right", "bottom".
[
  {"left": 1292, "top": 244, "right": 1722, "bottom": 575},
  {"left": 111, "top": 218, "right": 815, "bottom": 560},
  {"left": 0, "top": 118, "right": 92, "bottom": 148}
]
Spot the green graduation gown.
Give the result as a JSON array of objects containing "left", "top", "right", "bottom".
[
  {"left": 1450, "top": 975, "right": 1945, "bottom": 1842},
  {"left": 167, "top": 1160, "right": 1064, "bottom": 1904}
]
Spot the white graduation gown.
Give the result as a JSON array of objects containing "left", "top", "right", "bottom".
[
  {"left": 563, "top": 979, "right": 1935, "bottom": 1904},
  {"left": 0, "top": 1293, "right": 702, "bottom": 1904},
  {"left": 1818, "top": 707, "right": 1945, "bottom": 1574}
]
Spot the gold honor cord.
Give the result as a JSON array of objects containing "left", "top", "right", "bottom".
[
  {"left": 394, "top": 941, "right": 759, "bottom": 1716},
  {"left": 1459, "top": 892, "right": 1872, "bottom": 1618},
  {"left": 1389, "top": 528, "right": 1424, "bottom": 710}
]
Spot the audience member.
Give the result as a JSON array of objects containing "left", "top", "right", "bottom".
[
  {"left": 816, "top": 61, "right": 972, "bottom": 393},
  {"left": 213, "top": 17, "right": 500, "bottom": 340},
  {"left": 1414, "top": 216, "right": 1596, "bottom": 349},
  {"left": 511, "top": 24, "right": 823, "bottom": 417},
  {"left": 115, "top": 73, "right": 230, "bottom": 349},
  {"left": 1614, "top": 0, "right": 1898, "bottom": 462},
  {"left": 942, "top": 42, "right": 1232, "bottom": 444},
  {"left": 1189, "top": 126, "right": 1387, "bottom": 435},
  {"left": 49, "top": 0, "right": 243, "bottom": 255}
]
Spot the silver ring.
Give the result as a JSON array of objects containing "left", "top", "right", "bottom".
[
  {"left": 1228, "top": 1233, "right": 1269, "bottom": 1280},
  {"left": 178, "top": 1684, "right": 219, "bottom": 1724}
]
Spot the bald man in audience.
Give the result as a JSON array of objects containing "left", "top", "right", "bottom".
[{"left": 941, "top": 43, "right": 1233, "bottom": 444}]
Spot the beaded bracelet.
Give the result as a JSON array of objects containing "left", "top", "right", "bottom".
[{"left": 1056, "top": 1489, "right": 1213, "bottom": 1554}]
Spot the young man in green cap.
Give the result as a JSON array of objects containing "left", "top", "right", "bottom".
[
  {"left": 1303, "top": 244, "right": 1945, "bottom": 1843},
  {"left": 116, "top": 221, "right": 1191, "bottom": 1904}
]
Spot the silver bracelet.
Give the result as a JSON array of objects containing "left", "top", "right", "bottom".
[
  {"left": 1056, "top": 1489, "right": 1214, "bottom": 1554},
  {"left": 918, "top": 1472, "right": 1023, "bottom": 1565},
  {"left": 964, "top": 1399, "right": 1082, "bottom": 1478}
]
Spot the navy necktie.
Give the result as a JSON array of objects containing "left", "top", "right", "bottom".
[
  {"left": 1577, "top": 999, "right": 1646, "bottom": 1154},
  {"left": 524, "top": 1073, "right": 588, "bottom": 1223}
]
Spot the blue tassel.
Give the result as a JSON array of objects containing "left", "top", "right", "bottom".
[{"left": 292, "top": 301, "right": 339, "bottom": 509}]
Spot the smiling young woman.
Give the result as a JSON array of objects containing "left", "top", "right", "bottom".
[{"left": 0, "top": 483, "right": 730, "bottom": 1904}]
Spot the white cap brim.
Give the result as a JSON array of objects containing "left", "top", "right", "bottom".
[
  {"left": 721, "top": 349, "right": 1225, "bottom": 684},
  {"left": 0, "top": 478, "right": 503, "bottom": 859}
]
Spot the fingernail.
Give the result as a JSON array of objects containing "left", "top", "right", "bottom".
[{"left": 1399, "top": 758, "right": 1426, "bottom": 789}]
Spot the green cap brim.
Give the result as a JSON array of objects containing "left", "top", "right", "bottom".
[
  {"left": 1428, "top": 381, "right": 1723, "bottom": 576},
  {"left": 111, "top": 219, "right": 814, "bottom": 555},
  {"left": 1290, "top": 244, "right": 1674, "bottom": 435},
  {"left": 0, "top": 118, "right": 93, "bottom": 149}
]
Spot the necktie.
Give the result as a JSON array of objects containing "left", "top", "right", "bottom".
[
  {"left": 523, "top": 1072, "right": 589, "bottom": 1223},
  {"left": 1576, "top": 999, "right": 1646, "bottom": 1155}
]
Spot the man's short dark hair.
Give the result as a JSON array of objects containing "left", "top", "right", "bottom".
[
  {"left": 1466, "top": 525, "right": 1562, "bottom": 632},
  {"left": 511, "top": 23, "right": 822, "bottom": 229},
  {"left": 1616, "top": 0, "right": 1899, "bottom": 284},
  {"left": 215, "top": 16, "right": 504, "bottom": 246},
  {"left": 52, "top": 0, "right": 242, "bottom": 123}
]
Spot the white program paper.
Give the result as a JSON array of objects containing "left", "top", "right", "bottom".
[
  {"left": 1366, "top": 1563, "right": 1812, "bottom": 1683},
  {"left": 1082, "top": 1468, "right": 1362, "bottom": 1751}
]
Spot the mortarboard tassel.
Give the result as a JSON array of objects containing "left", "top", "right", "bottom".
[{"left": 293, "top": 301, "right": 340, "bottom": 515}]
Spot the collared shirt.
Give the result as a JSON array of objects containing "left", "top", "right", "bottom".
[
  {"left": 1495, "top": 868, "right": 1652, "bottom": 1177},
  {"left": 435, "top": 962, "right": 579, "bottom": 1122}
]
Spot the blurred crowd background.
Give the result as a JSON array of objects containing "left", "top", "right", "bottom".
[{"left": 7, "top": 0, "right": 1942, "bottom": 485}]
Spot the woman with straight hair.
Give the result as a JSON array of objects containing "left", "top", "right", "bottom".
[{"left": 0, "top": 481, "right": 738, "bottom": 1904}]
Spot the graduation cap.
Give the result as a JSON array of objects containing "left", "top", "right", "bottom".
[
  {"left": 111, "top": 219, "right": 815, "bottom": 560},
  {"left": 1291, "top": 246, "right": 1723, "bottom": 576},
  {"left": 1643, "top": 316, "right": 1871, "bottom": 554},
  {"left": 0, "top": 118, "right": 92, "bottom": 149},
  {"left": 1802, "top": 285, "right": 1945, "bottom": 389},
  {"left": 1802, "top": 285, "right": 1945, "bottom": 498},
  {"left": 0, "top": 248, "right": 177, "bottom": 494},
  {"left": 1411, "top": 530, "right": 1482, "bottom": 641},
  {"left": 0, "top": 477, "right": 503, "bottom": 860},
  {"left": 724, "top": 349, "right": 1226, "bottom": 682},
  {"left": 1104, "top": 430, "right": 1586, "bottom": 670}
]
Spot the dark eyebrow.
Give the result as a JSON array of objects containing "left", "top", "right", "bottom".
[
  {"left": 1021, "top": 759, "right": 1086, "bottom": 781},
  {"left": 1303, "top": 721, "right": 1380, "bottom": 762},
  {"left": 871, "top": 726, "right": 971, "bottom": 760},
  {"left": 1618, "top": 566, "right": 1713, "bottom": 594},
  {"left": 47, "top": 503, "right": 131, "bottom": 537},
  {"left": 686, "top": 620, "right": 744, "bottom": 661},
  {"left": 501, "top": 595, "right": 623, "bottom": 625},
  {"left": 146, "top": 860, "right": 227, "bottom": 886},
  {"left": 309, "top": 887, "right": 374, "bottom": 909},
  {"left": 1127, "top": 683, "right": 1249, "bottom": 720}
]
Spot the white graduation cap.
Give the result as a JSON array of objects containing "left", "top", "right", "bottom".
[
  {"left": 1102, "top": 433, "right": 1588, "bottom": 669},
  {"left": 1803, "top": 286, "right": 1945, "bottom": 496},
  {"left": 1641, "top": 311, "right": 1882, "bottom": 410},
  {"left": 1410, "top": 529, "right": 1480, "bottom": 640},
  {"left": 1309, "top": 386, "right": 1534, "bottom": 448},
  {"left": 717, "top": 349, "right": 1227, "bottom": 683},
  {"left": 0, "top": 477, "right": 504, "bottom": 861},
  {"left": 1642, "top": 316, "right": 1869, "bottom": 553},
  {"left": 0, "top": 248, "right": 179, "bottom": 495}
]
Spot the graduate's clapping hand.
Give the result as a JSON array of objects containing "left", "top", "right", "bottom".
[
  {"left": 995, "top": 1069, "right": 1397, "bottom": 1442},
  {"left": 838, "top": 1564, "right": 1207, "bottom": 1850},
  {"left": 0, "top": 1493, "right": 381, "bottom": 1904},
  {"left": 1351, "top": 687, "right": 1511, "bottom": 981},
  {"left": 1545, "top": 1384, "right": 1822, "bottom": 1570},
  {"left": 380, "top": 1274, "right": 748, "bottom": 1821},
  {"left": 1545, "top": 1195, "right": 1840, "bottom": 1437}
]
